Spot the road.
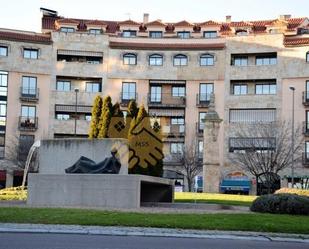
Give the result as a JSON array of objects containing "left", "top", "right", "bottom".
[{"left": 0, "top": 233, "right": 307, "bottom": 249}]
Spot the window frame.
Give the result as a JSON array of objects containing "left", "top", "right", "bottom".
[
  {"left": 22, "top": 76, "right": 37, "bottom": 95},
  {"left": 173, "top": 54, "right": 188, "bottom": 66},
  {"left": 89, "top": 29, "right": 102, "bottom": 35},
  {"left": 200, "top": 54, "right": 214, "bottom": 66},
  {"left": 149, "top": 31, "right": 163, "bottom": 38},
  {"left": 256, "top": 55, "right": 277, "bottom": 65},
  {"left": 122, "top": 82, "right": 136, "bottom": 101},
  {"left": 172, "top": 86, "right": 186, "bottom": 97},
  {"left": 203, "top": 31, "right": 217, "bottom": 39},
  {"left": 232, "top": 84, "right": 248, "bottom": 95},
  {"left": 306, "top": 52, "right": 309, "bottom": 63},
  {"left": 232, "top": 56, "right": 248, "bottom": 66},
  {"left": 60, "top": 27, "right": 75, "bottom": 33},
  {"left": 199, "top": 83, "right": 214, "bottom": 102},
  {"left": 56, "top": 80, "right": 71, "bottom": 92},
  {"left": 56, "top": 113, "right": 71, "bottom": 120},
  {"left": 23, "top": 48, "right": 39, "bottom": 59},
  {"left": 170, "top": 142, "right": 184, "bottom": 154},
  {"left": 85, "top": 82, "right": 101, "bottom": 93},
  {"left": 122, "top": 30, "right": 137, "bottom": 38},
  {"left": 149, "top": 54, "right": 163, "bottom": 66},
  {"left": 255, "top": 83, "right": 277, "bottom": 95},
  {"left": 123, "top": 53, "right": 137, "bottom": 65},
  {"left": 177, "top": 31, "right": 191, "bottom": 39},
  {"left": 0, "top": 46, "right": 8, "bottom": 57},
  {"left": 150, "top": 85, "right": 162, "bottom": 103},
  {"left": 21, "top": 105, "right": 36, "bottom": 118}
]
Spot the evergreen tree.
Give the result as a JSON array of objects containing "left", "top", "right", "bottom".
[
  {"left": 127, "top": 100, "right": 139, "bottom": 118},
  {"left": 112, "top": 102, "right": 124, "bottom": 117},
  {"left": 88, "top": 95, "right": 103, "bottom": 138},
  {"left": 98, "top": 96, "right": 113, "bottom": 138}
]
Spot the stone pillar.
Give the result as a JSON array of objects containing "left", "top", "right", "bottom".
[{"left": 5, "top": 170, "right": 13, "bottom": 188}]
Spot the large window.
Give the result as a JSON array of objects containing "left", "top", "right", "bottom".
[
  {"left": 149, "top": 31, "right": 163, "bottom": 38},
  {"left": 233, "top": 84, "right": 247, "bottom": 95},
  {"left": 22, "top": 76, "right": 37, "bottom": 96},
  {"left": 170, "top": 143, "right": 184, "bottom": 154},
  {"left": 122, "top": 82, "right": 136, "bottom": 101},
  {"left": 171, "top": 118, "right": 184, "bottom": 125},
  {"left": 255, "top": 84, "right": 276, "bottom": 95},
  {"left": 229, "top": 109, "right": 277, "bottom": 123},
  {"left": 123, "top": 53, "right": 137, "bottom": 65},
  {"left": 122, "top": 30, "right": 137, "bottom": 37},
  {"left": 172, "top": 86, "right": 185, "bottom": 97},
  {"left": 60, "top": 27, "right": 75, "bottom": 33},
  {"left": 0, "top": 101, "right": 7, "bottom": 127},
  {"left": 0, "top": 46, "right": 8, "bottom": 57},
  {"left": 0, "top": 71, "right": 8, "bottom": 96},
  {"left": 21, "top": 105, "right": 36, "bottom": 118},
  {"left": 173, "top": 54, "right": 188, "bottom": 66},
  {"left": 56, "top": 81, "right": 71, "bottom": 91},
  {"left": 199, "top": 83, "right": 214, "bottom": 102},
  {"left": 150, "top": 86, "right": 162, "bottom": 103},
  {"left": 18, "top": 135, "right": 34, "bottom": 163},
  {"left": 177, "top": 32, "right": 190, "bottom": 39},
  {"left": 56, "top": 114, "right": 70, "bottom": 120},
  {"left": 199, "top": 112, "right": 206, "bottom": 131},
  {"left": 89, "top": 29, "right": 102, "bottom": 35},
  {"left": 232, "top": 56, "right": 248, "bottom": 66},
  {"left": 86, "top": 82, "right": 100, "bottom": 93},
  {"left": 23, "top": 48, "right": 38, "bottom": 59},
  {"left": 256, "top": 55, "right": 277, "bottom": 65},
  {"left": 200, "top": 54, "right": 214, "bottom": 66},
  {"left": 203, "top": 31, "right": 217, "bottom": 39},
  {"left": 149, "top": 54, "right": 163, "bottom": 66}
]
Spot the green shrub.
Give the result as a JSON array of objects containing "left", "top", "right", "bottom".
[
  {"left": 275, "top": 188, "right": 309, "bottom": 197},
  {"left": 250, "top": 194, "right": 309, "bottom": 215}
]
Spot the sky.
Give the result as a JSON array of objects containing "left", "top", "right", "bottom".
[{"left": 1, "top": 0, "right": 309, "bottom": 32}]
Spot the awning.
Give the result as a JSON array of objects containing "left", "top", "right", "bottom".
[{"left": 57, "top": 49, "right": 103, "bottom": 57}]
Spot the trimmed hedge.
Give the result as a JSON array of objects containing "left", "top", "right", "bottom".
[
  {"left": 250, "top": 193, "right": 309, "bottom": 215},
  {"left": 275, "top": 188, "right": 309, "bottom": 197}
]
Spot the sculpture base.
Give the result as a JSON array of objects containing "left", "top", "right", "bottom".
[{"left": 27, "top": 174, "right": 174, "bottom": 209}]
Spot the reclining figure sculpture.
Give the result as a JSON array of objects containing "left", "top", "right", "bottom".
[{"left": 65, "top": 148, "right": 121, "bottom": 174}]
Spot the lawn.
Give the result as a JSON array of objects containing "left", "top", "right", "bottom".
[
  {"left": 0, "top": 207, "right": 308, "bottom": 234},
  {"left": 175, "top": 192, "right": 257, "bottom": 206}
]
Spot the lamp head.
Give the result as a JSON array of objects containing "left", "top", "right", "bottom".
[
  {"left": 74, "top": 88, "right": 79, "bottom": 93},
  {"left": 289, "top": 86, "right": 295, "bottom": 91}
]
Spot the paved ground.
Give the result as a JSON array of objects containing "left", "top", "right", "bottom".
[{"left": 0, "top": 233, "right": 308, "bottom": 249}]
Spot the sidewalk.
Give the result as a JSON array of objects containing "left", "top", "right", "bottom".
[{"left": 0, "top": 223, "right": 308, "bottom": 243}]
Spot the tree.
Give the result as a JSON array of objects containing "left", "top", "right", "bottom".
[
  {"left": 229, "top": 121, "right": 304, "bottom": 195},
  {"left": 127, "top": 100, "right": 139, "bottom": 119},
  {"left": 88, "top": 95, "right": 103, "bottom": 138},
  {"left": 97, "top": 96, "right": 113, "bottom": 138}
]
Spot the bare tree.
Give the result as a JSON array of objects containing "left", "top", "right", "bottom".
[{"left": 229, "top": 121, "right": 304, "bottom": 194}]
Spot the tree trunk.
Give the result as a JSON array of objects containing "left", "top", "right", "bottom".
[
  {"left": 255, "top": 175, "right": 259, "bottom": 195},
  {"left": 187, "top": 178, "right": 192, "bottom": 192}
]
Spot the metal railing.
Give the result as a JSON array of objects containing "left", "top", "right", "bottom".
[
  {"left": 147, "top": 93, "right": 186, "bottom": 107},
  {"left": 196, "top": 93, "right": 212, "bottom": 107},
  {"left": 19, "top": 116, "right": 38, "bottom": 131},
  {"left": 55, "top": 104, "right": 92, "bottom": 113},
  {"left": 229, "top": 137, "right": 276, "bottom": 152},
  {"left": 20, "top": 87, "right": 39, "bottom": 101},
  {"left": 120, "top": 92, "right": 137, "bottom": 106}
]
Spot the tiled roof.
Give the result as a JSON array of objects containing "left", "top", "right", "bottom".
[
  {"left": 251, "top": 20, "right": 276, "bottom": 26},
  {"left": 199, "top": 20, "right": 221, "bottom": 26},
  {"left": 118, "top": 20, "right": 141, "bottom": 26},
  {"left": 56, "top": 18, "right": 80, "bottom": 25},
  {"left": 229, "top": 21, "right": 252, "bottom": 27},
  {"left": 173, "top": 20, "right": 194, "bottom": 27},
  {"left": 85, "top": 20, "right": 107, "bottom": 26},
  {"left": 146, "top": 20, "right": 166, "bottom": 27},
  {"left": 0, "top": 30, "right": 51, "bottom": 44},
  {"left": 284, "top": 37, "right": 309, "bottom": 46},
  {"left": 109, "top": 41, "right": 225, "bottom": 50},
  {"left": 287, "top": 17, "right": 307, "bottom": 29}
]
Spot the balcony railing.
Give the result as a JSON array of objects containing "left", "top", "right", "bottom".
[
  {"left": 148, "top": 94, "right": 186, "bottom": 108},
  {"left": 196, "top": 93, "right": 212, "bottom": 107},
  {"left": 196, "top": 122, "right": 204, "bottom": 135},
  {"left": 120, "top": 92, "right": 137, "bottom": 106},
  {"left": 302, "top": 153, "right": 309, "bottom": 167},
  {"left": 20, "top": 87, "right": 39, "bottom": 102},
  {"left": 161, "top": 124, "right": 185, "bottom": 137},
  {"left": 303, "top": 121, "right": 309, "bottom": 136},
  {"left": 303, "top": 92, "right": 309, "bottom": 105},
  {"left": 19, "top": 116, "right": 38, "bottom": 131},
  {"left": 229, "top": 137, "right": 276, "bottom": 152},
  {"left": 55, "top": 105, "right": 92, "bottom": 113}
]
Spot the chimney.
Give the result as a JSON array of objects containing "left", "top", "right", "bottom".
[
  {"left": 279, "top": 14, "right": 291, "bottom": 21},
  {"left": 226, "top": 15, "right": 232, "bottom": 23},
  {"left": 143, "top": 13, "right": 149, "bottom": 24}
]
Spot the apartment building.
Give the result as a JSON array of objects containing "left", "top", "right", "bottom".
[{"left": 0, "top": 8, "right": 308, "bottom": 193}]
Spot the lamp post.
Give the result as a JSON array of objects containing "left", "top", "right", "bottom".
[
  {"left": 74, "top": 88, "right": 79, "bottom": 137},
  {"left": 289, "top": 86, "right": 295, "bottom": 188}
]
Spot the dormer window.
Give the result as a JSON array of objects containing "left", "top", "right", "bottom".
[
  {"left": 60, "top": 27, "right": 75, "bottom": 33},
  {"left": 89, "top": 29, "right": 102, "bottom": 35},
  {"left": 149, "top": 31, "right": 163, "bottom": 38},
  {"left": 122, "top": 30, "right": 137, "bottom": 37},
  {"left": 203, "top": 31, "right": 217, "bottom": 39},
  {"left": 177, "top": 31, "right": 190, "bottom": 39},
  {"left": 235, "top": 29, "right": 248, "bottom": 36},
  {"left": 0, "top": 46, "right": 8, "bottom": 57}
]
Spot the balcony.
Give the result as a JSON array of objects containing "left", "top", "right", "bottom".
[
  {"left": 302, "top": 153, "right": 309, "bottom": 167},
  {"left": 161, "top": 124, "right": 185, "bottom": 137},
  {"left": 196, "top": 94, "right": 212, "bottom": 107},
  {"left": 19, "top": 116, "right": 38, "bottom": 131},
  {"left": 55, "top": 104, "right": 92, "bottom": 113},
  {"left": 196, "top": 122, "right": 204, "bottom": 136},
  {"left": 303, "top": 121, "right": 309, "bottom": 136},
  {"left": 148, "top": 94, "right": 186, "bottom": 108},
  {"left": 303, "top": 92, "right": 309, "bottom": 106},
  {"left": 120, "top": 93, "right": 138, "bottom": 107},
  {"left": 20, "top": 88, "right": 39, "bottom": 102}
]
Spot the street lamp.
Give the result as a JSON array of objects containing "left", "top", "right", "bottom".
[
  {"left": 289, "top": 86, "right": 295, "bottom": 188},
  {"left": 74, "top": 88, "right": 79, "bottom": 137}
]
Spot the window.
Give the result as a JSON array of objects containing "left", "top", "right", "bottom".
[
  {"left": 255, "top": 84, "right": 276, "bottom": 95},
  {"left": 122, "top": 82, "right": 136, "bottom": 101},
  {"left": 199, "top": 83, "right": 214, "bottom": 102},
  {"left": 199, "top": 112, "right": 206, "bottom": 131},
  {"left": 18, "top": 135, "right": 34, "bottom": 162},
  {"left": 203, "top": 31, "right": 217, "bottom": 38},
  {"left": 60, "top": 27, "right": 75, "bottom": 33},
  {"left": 198, "top": 141, "right": 203, "bottom": 157},
  {"left": 229, "top": 109, "right": 276, "bottom": 123},
  {"left": 150, "top": 86, "right": 162, "bottom": 103},
  {"left": 307, "top": 52, "right": 309, "bottom": 62},
  {"left": 229, "top": 137, "right": 276, "bottom": 152},
  {"left": 123, "top": 53, "right": 137, "bottom": 65},
  {"left": 23, "top": 48, "right": 38, "bottom": 59},
  {"left": 22, "top": 76, "right": 37, "bottom": 96},
  {"left": 172, "top": 86, "right": 185, "bottom": 97},
  {"left": 86, "top": 82, "right": 101, "bottom": 93},
  {"left": 0, "top": 101, "right": 7, "bottom": 126},
  {"left": 0, "top": 134, "right": 4, "bottom": 158},
  {"left": 85, "top": 115, "right": 92, "bottom": 121},
  {"left": 89, "top": 29, "right": 101, "bottom": 35},
  {"left": 171, "top": 118, "right": 184, "bottom": 125},
  {"left": 232, "top": 56, "right": 248, "bottom": 66},
  {"left": 122, "top": 30, "right": 137, "bottom": 37},
  {"left": 0, "top": 46, "right": 8, "bottom": 56},
  {"left": 256, "top": 55, "right": 277, "bottom": 65},
  {"left": 235, "top": 30, "right": 248, "bottom": 36},
  {"left": 56, "top": 81, "right": 71, "bottom": 91},
  {"left": 149, "top": 54, "right": 163, "bottom": 66},
  {"left": 149, "top": 31, "right": 163, "bottom": 38},
  {"left": 0, "top": 71, "right": 8, "bottom": 96},
  {"left": 171, "top": 143, "right": 183, "bottom": 154},
  {"left": 173, "top": 54, "right": 188, "bottom": 66},
  {"left": 21, "top": 106, "right": 36, "bottom": 117},
  {"left": 200, "top": 54, "right": 214, "bottom": 66},
  {"left": 177, "top": 32, "right": 190, "bottom": 39},
  {"left": 233, "top": 84, "right": 247, "bottom": 95},
  {"left": 56, "top": 114, "right": 70, "bottom": 120}
]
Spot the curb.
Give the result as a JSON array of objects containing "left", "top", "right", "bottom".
[{"left": 0, "top": 223, "right": 308, "bottom": 243}]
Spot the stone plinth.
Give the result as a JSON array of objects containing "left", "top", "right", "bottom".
[{"left": 27, "top": 174, "right": 174, "bottom": 209}]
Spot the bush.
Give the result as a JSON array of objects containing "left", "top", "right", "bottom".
[
  {"left": 0, "top": 186, "right": 27, "bottom": 201},
  {"left": 275, "top": 188, "right": 309, "bottom": 197},
  {"left": 250, "top": 194, "right": 309, "bottom": 215}
]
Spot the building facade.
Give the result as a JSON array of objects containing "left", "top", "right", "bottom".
[{"left": 0, "top": 8, "right": 309, "bottom": 193}]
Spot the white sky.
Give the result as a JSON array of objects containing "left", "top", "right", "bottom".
[{"left": 1, "top": 0, "right": 309, "bottom": 32}]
